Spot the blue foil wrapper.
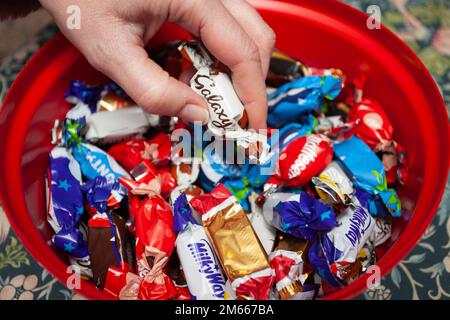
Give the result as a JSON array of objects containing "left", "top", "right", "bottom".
[
  {"left": 173, "top": 193, "right": 199, "bottom": 232},
  {"left": 308, "top": 198, "right": 375, "bottom": 287},
  {"left": 334, "top": 136, "right": 401, "bottom": 217},
  {"left": 267, "top": 75, "right": 342, "bottom": 128},
  {"left": 65, "top": 80, "right": 106, "bottom": 113},
  {"left": 271, "top": 192, "right": 337, "bottom": 241},
  {"left": 81, "top": 176, "right": 124, "bottom": 213},
  {"left": 48, "top": 147, "right": 88, "bottom": 259}
]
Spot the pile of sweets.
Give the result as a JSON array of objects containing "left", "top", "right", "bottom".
[{"left": 46, "top": 40, "right": 407, "bottom": 300}]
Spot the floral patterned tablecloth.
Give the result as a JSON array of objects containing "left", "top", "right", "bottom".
[{"left": 0, "top": 0, "right": 449, "bottom": 300}]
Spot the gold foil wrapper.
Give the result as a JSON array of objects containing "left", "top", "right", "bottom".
[
  {"left": 279, "top": 281, "right": 303, "bottom": 300},
  {"left": 98, "top": 92, "right": 133, "bottom": 112},
  {"left": 203, "top": 202, "right": 270, "bottom": 282}
]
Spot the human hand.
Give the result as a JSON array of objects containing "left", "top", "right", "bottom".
[{"left": 39, "top": 0, "right": 275, "bottom": 128}]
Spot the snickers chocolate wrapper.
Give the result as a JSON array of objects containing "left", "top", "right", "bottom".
[
  {"left": 88, "top": 212, "right": 132, "bottom": 289},
  {"left": 190, "top": 184, "right": 275, "bottom": 300}
]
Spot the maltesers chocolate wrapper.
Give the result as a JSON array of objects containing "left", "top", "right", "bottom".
[
  {"left": 178, "top": 41, "right": 270, "bottom": 163},
  {"left": 267, "top": 75, "right": 342, "bottom": 128},
  {"left": 173, "top": 193, "right": 226, "bottom": 299},
  {"left": 311, "top": 161, "right": 354, "bottom": 205},
  {"left": 264, "top": 134, "right": 333, "bottom": 191},
  {"left": 308, "top": 189, "right": 375, "bottom": 287},
  {"left": 190, "top": 184, "right": 275, "bottom": 300},
  {"left": 47, "top": 147, "right": 91, "bottom": 276},
  {"left": 269, "top": 234, "right": 316, "bottom": 300},
  {"left": 334, "top": 136, "right": 402, "bottom": 217}
]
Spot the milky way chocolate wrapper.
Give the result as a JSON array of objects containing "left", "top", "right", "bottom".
[
  {"left": 269, "top": 234, "right": 316, "bottom": 300},
  {"left": 173, "top": 193, "right": 226, "bottom": 299},
  {"left": 308, "top": 190, "right": 375, "bottom": 287},
  {"left": 190, "top": 184, "right": 275, "bottom": 300}
]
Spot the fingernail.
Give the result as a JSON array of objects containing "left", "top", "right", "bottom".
[{"left": 179, "top": 104, "right": 209, "bottom": 125}]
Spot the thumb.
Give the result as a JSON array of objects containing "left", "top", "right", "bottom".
[{"left": 87, "top": 42, "right": 209, "bottom": 124}]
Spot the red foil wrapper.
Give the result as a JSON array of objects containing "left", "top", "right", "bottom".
[
  {"left": 116, "top": 161, "right": 178, "bottom": 300},
  {"left": 108, "top": 132, "right": 172, "bottom": 172},
  {"left": 271, "top": 134, "right": 333, "bottom": 188}
]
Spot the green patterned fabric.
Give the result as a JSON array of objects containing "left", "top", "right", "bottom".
[{"left": 0, "top": 1, "right": 449, "bottom": 300}]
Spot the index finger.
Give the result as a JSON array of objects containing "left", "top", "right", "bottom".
[{"left": 170, "top": 0, "right": 268, "bottom": 130}]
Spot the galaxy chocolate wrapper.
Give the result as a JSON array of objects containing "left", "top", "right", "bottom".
[
  {"left": 173, "top": 193, "right": 226, "bottom": 299},
  {"left": 190, "top": 184, "right": 275, "bottom": 300}
]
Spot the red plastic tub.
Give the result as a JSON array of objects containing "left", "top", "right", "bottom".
[{"left": 0, "top": 0, "right": 449, "bottom": 300}]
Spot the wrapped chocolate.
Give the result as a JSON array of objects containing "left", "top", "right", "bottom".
[
  {"left": 178, "top": 41, "right": 269, "bottom": 162},
  {"left": 347, "top": 99, "right": 408, "bottom": 184},
  {"left": 308, "top": 190, "right": 375, "bottom": 287},
  {"left": 334, "top": 136, "right": 402, "bottom": 217},
  {"left": 267, "top": 75, "right": 342, "bottom": 128},
  {"left": 311, "top": 161, "right": 354, "bottom": 205},
  {"left": 47, "top": 147, "right": 91, "bottom": 276},
  {"left": 173, "top": 193, "right": 226, "bottom": 299},
  {"left": 266, "top": 192, "right": 337, "bottom": 241},
  {"left": 84, "top": 107, "right": 152, "bottom": 145},
  {"left": 108, "top": 133, "right": 172, "bottom": 172},
  {"left": 269, "top": 234, "right": 316, "bottom": 300},
  {"left": 264, "top": 134, "right": 333, "bottom": 191},
  {"left": 97, "top": 91, "right": 134, "bottom": 112},
  {"left": 82, "top": 176, "right": 133, "bottom": 288},
  {"left": 118, "top": 162, "right": 178, "bottom": 300},
  {"left": 248, "top": 192, "right": 276, "bottom": 255},
  {"left": 190, "top": 184, "right": 275, "bottom": 299},
  {"left": 65, "top": 80, "right": 106, "bottom": 113}
]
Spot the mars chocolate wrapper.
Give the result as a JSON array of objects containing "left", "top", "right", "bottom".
[
  {"left": 308, "top": 191, "right": 375, "bottom": 287},
  {"left": 334, "top": 136, "right": 402, "bottom": 217},
  {"left": 47, "top": 147, "right": 91, "bottom": 276},
  {"left": 173, "top": 193, "right": 226, "bottom": 299},
  {"left": 190, "top": 184, "right": 275, "bottom": 300}
]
